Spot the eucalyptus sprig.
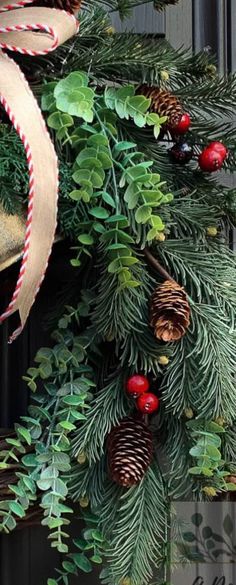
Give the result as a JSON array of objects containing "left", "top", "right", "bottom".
[
  {"left": 187, "top": 420, "right": 236, "bottom": 496},
  {"left": 42, "top": 71, "right": 171, "bottom": 287}
]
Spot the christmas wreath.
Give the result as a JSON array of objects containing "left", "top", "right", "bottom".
[{"left": 0, "top": 0, "right": 236, "bottom": 584}]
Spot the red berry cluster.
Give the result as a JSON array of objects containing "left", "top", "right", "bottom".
[
  {"left": 168, "top": 113, "right": 228, "bottom": 174},
  {"left": 168, "top": 113, "right": 193, "bottom": 165},
  {"left": 198, "top": 141, "right": 228, "bottom": 173},
  {"left": 126, "top": 374, "right": 160, "bottom": 414}
]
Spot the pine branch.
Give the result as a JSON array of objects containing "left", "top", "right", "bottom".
[
  {"left": 69, "top": 457, "right": 107, "bottom": 508},
  {"left": 99, "top": 462, "right": 168, "bottom": 585},
  {"left": 157, "top": 239, "right": 236, "bottom": 318},
  {"left": 120, "top": 323, "right": 172, "bottom": 376},
  {"left": 177, "top": 75, "right": 236, "bottom": 117},
  {"left": 159, "top": 414, "right": 197, "bottom": 499},
  {"left": 25, "top": 24, "right": 216, "bottom": 87},
  {"left": 144, "top": 247, "right": 175, "bottom": 282},
  {"left": 72, "top": 373, "right": 131, "bottom": 463},
  {"left": 160, "top": 303, "right": 236, "bottom": 421},
  {"left": 92, "top": 258, "right": 151, "bottom": 341}
]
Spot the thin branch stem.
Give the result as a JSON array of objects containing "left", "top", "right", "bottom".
[{"left": 144, "top": 247, "right": 175, "bottom": 282}]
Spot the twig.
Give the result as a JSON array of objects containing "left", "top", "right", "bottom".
[{"left": 144, "top": 247, "right": 175, "bottom": 282}]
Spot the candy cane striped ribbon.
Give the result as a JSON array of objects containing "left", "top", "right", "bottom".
[{"left": 0, "top": 0, "right": 78, "bottom": 342}]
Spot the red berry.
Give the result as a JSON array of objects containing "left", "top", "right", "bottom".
[
  {"left": 136, "top": 393, "right": 160, "bottom": 414},
  {"left": 207, "top": 141, "right": 228, "bottom": 161},
  {"left": 126, "top": 374, "right": 149, "bottom": 397},
  {"left": 198, "top": 148, "right": 224, "bottom": 172},
  {"left": 171, "top": 113, "right": 191, "bottom": 135}
]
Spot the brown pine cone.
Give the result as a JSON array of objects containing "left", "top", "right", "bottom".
[
  {"left": 108, "top": 417, "right": 153, "bottom": 487},
  {"left": 150, "top": 280, "right": 190, "bottom": 342},
  {"left": 137, "top": 85, "right": 183, "bottom": 129}
]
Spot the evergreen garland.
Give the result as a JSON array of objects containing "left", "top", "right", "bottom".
[{"left": 1, "top": 0, "right": 236, "bottom": 584}]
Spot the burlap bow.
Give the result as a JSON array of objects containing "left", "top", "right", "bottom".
[{"left": 0, "top": 0, "right": 78, "bottom": 342}]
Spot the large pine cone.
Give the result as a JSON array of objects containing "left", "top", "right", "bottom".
[
  {"left": 137, "top": 85, "right": 183, "bottom": 129},
  {"left": 150, "top": 280, "right": 190, "bottom": 342},
  {"left": 108, "top": 417, "right": 153, "bottom": 487}
]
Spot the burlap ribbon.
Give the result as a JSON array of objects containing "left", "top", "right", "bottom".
[{"left": 0, "top": 0, "right": 78, "bottom": 342}]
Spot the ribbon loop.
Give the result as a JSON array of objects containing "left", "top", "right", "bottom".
[
  {"left": 0, "top": 0, "right": 78, "bottom": 342},
  {"left": 0, "top": 7, "right": 78, "bottom": 54}
]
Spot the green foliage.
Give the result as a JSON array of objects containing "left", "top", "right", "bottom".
[
  {"left": 0, "top": 303, "right": 97, "bottom": 551},
  {"left": 187, "top": 420, "right": 236, "bottom": 494},
  {"left": 104, "top": 86, "right": 166, "bottom": 136},
  {"left": 2, "top": 3, "right": 236, "bottom": 585},
  {"left": 72, "top": 373, "right": 130, "bottom": 463},
  {"left": 54, "top": 72, "right": 95, "bottom": 122},
  {"left": 99, "top": 463, "right": 168, "bottom": 585},
  {"left": 47, "top": 510, "right": 107, "bottom": 584},
  {"left": 0, "top": 124, "right": 28, "bottom": 213},
  {"left": 42, "top": 73, "right": 169, "bottom": 280}
]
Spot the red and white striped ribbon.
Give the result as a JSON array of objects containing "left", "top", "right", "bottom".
[{"left": 0, "top": 0, "right": 78, "bottom": 342}]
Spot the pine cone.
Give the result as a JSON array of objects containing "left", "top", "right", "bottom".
[
  {"left": 137, "top": 85, "right": 183, "bottom": 128},
  {"left": 39, "top": 0, "right": 81, "bottom": 13},
  {"left": 108, "top": 417, "right": 153, "bottom": 487},
  {"left": 150, "top": 280, "right": 190, "bottom": 342}
]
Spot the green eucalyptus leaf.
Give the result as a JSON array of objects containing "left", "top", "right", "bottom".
[
  {"left": 190, "top": 446, "right": 204, "bottom": 458},
  {"left": 62, "top": 561, "right": 76, "bottom": 574},
  {"left": 41, "top": 92, "right": 56, "bottom": 112},
  {"left": 73, "top": 169, "right": 104, "bottom": 189},
  {"left": 120, "top": 256, "right": 139, "bottom": 267},
  {"left": 90, "top": 555, "right": 103, "bottom": 564},
  {"left": 70, "top": 259, "right": 81, "bottom": 267},
  {"left": 105, "top": 214, "right": 129, "bottom": 227},
  {"left": 78, "top": 234, "right": 94, "bottom": 245},
  {"left": 101, "top": 192, "right": 116, "bottom": 208},
  {"left": 108, "top": 259, "right": 121, "bottom": 273},
  {"left": 59, "top": 421, "right": 76, "bottom": 431},
  {"left": 89, "top": 207, "right": 110, "bottom": 219},
  {"left": 150, "top": 215, "right": 165, "bottom": 230},
  {"left": 71, "top": 553, "right": 92, "bottom": 573},
  {"left": 104, "top": 87, "right": 117, "bottom": 110},
  {"left": 53, "top": 478, "right": 68, "bottom": 498},
  {"left": 88, "top": 134, "right": 108, "bottom": 147},
  {"left": 135, "top": 205, "right": 152, "bottom": 224},
  {"left": 147, "top": 227, "right": 159, "bottom": 241},
  {"left": 69, "top": 190, "right": 83, "bottom": 201},
  {"left": 54, "top": 72, "right": 89, "bottom": 97},
  {"left": 113, "top": 141, "right": 136, "bottom": 154},
  {"left": 206, "top": 445, "right": 221, "bottom": 461},
  {"left": 17, "top": 427, "right": 31, "bottom": 446},
  {"left": 189, "top": 466, "right": 202, "bottom": 475},
  {"left": 9, "top": 501, "right": 25, "bottom": 518}
]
